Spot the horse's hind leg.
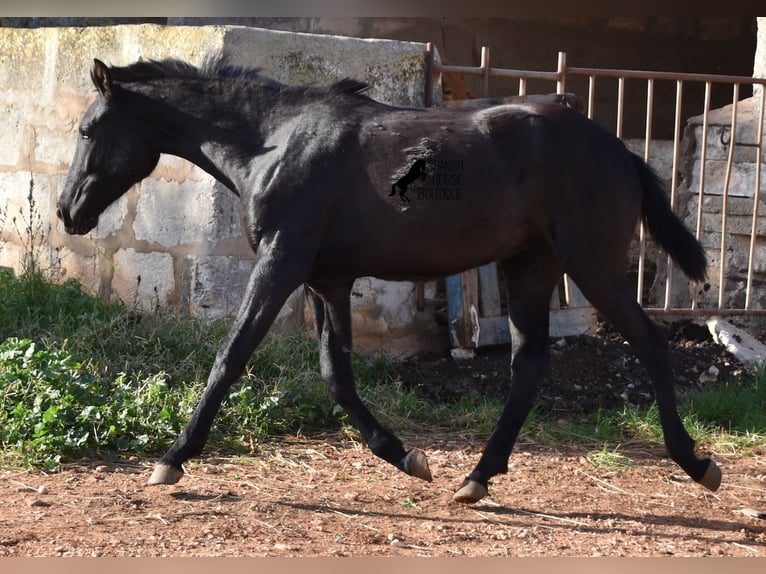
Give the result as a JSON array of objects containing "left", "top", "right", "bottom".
[
  {"left": 309, "top": 282, "right": 432, "bottom": 482},
  {"left": 568, "top": 269, "right": 721, "bottom": 491},
  {"left": 454, "top": 244, "right": 562, "bottom": 503}
]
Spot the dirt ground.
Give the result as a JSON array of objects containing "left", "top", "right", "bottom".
[{"left": 1, "top": 319, "right": 765, "bottom": 557}]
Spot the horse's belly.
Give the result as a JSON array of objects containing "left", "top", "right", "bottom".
[{"left": 313, "top": 210, "right": 533, "bottom": 283}]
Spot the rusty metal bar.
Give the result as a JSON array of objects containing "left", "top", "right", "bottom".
[
  {"left": 518, "top": 77, "right": 527, "bottom": 96},
  {"left": 691, "top": 82, "right": 712, "bottom": 311},
  {"left": 417, "top": 42, "right": 437, "bottom": 311},
  {"left": 663, "top": 80, "right": 684, "bottom": 311},
  {"left": 567, "top": 66, "right": 766, "bottom": 86},
  {"left": 645, "top": 307, "right": 766, "bottom": 317},
  {"left": 616, "top": 77, "right": 625, "bottom": 139},
  {"left": 432, "top": 56, "right": 766, "bottom": 88},
  {"left": 481, "top": 46, "right": 490, "bottom": 97},
  {"left": 556, "top": 51, "right": 567, "bottom": 94},
  {"left": 587, "top": 75, "right": 595, "bottom": 119},
  {"left": 718, "top": 84, "right": 740, "bottom": 310},
  {"left": 424, "top": 42, "right": 435, "bottom": 108},
  {"left": 557, "top": 52, "right": 573, "bottom": 306},
  {"left": 746, "top": 87, "right": 766, "bottom": 309},
  {"left": 637, "top": 78, "right": 654, "bottom": 305}
]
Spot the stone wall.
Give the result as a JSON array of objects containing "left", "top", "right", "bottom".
[{"left": 0, "top": 24, "right": 445, "bottom": 356}]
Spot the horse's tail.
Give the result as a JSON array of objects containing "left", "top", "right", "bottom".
[{"left": 633, "top": 152, "right": 707, "bottom": 282}]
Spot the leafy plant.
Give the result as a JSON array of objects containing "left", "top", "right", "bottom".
[{"left": 0, "top": 337, "right": 191, "bottom": 469}]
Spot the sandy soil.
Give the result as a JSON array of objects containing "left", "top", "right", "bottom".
[{"left": 1, "top": 319, "right": 764, "bottom": 557}]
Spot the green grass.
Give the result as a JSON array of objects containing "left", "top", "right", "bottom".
[
  {"left": 1, "top": 269, "right": 765, "bottom": 472},
  {"left": 0, "top": 271, "right": 343, "bottom": 468},
  {"left": 586, "top": 443, "right": 634, "bottom": 470}
]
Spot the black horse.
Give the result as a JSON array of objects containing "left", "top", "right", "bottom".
[
  {"left": 58, "top": 56, "right": 720, "bottom": 504},
  {"left": 390, "top": 158, "right": 427, "bottom": 202}
]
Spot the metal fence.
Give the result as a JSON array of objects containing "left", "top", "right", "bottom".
[{"left": 424, "top": 43, "right": 766, "bottom": 342}]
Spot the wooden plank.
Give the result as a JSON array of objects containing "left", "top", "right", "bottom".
[
  {"left": 564, "top": 276, "right": 591, "bottom": 308},
  {"left": 549, "top": 306, "right": 599, "bottom": 338},
  {"left": 460, "top": 268, "right": 480, "bottom": 348},
  {"left": 474, "top": 316, "right": 511, "bottom": 347},
  {"left": 446, "top": 274, "right": 463, "bottom": 348},
  {"left": 475, "top": 307, "right": 599, "bottom": 347},
  {"left": 448, "top": 268, "right": 597, "bottom": 350},
  {"left": 477, "top": 262, "right": 502, "bottom": 316}
]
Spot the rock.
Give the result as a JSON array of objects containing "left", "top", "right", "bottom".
[
  {"left": 707, "top": 318, "right": 766, "bottom": 366},
  {"left": 735, "top": 507, "right": 766, "bottom": 519},
  {"left": 450, "top": 348, "right": 476, "bottom": 360},
  {"left": 698, "top": 365, "right": 719, "bottom": 384}
]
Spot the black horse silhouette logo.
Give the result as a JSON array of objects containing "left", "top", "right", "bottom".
[{"left": 390, "top": 159, "right": 427, "bottom": 202}]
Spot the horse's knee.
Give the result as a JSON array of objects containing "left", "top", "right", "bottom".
[
  {"left": 511, "top": 343, "right": 549, "bottom": 380},
  {"left": 323, "top": 370, "right": 356, "bottom": 408}
]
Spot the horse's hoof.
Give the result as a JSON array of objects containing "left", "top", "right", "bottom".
[
  {"left": 452, "top": 480, "right": 488, "bottom": 504},
  {"left": 698, "top": 459, "right": 722, "bottom": 491},
  {"left": 404, "top": 448, "right": 433, "bottom": 482},
  {"left": 147, "top": 463, "right": 184, "bottom": 486}
]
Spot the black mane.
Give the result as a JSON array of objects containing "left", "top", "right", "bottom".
[{"left": 104, "top": 54, "right": 371, "bottom": 98}]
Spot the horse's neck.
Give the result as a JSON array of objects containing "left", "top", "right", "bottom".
[{"left": 146, "top": 81, "right": 269, "bottom": 194}]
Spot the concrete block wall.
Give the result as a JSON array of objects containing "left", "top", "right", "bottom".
[{"left": 0, "top": 24, "right": 445, "bottom": 356}]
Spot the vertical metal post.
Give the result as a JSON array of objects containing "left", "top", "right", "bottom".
[
  {"left": 557, "top": 51, "right": 567, "bottom": 94},
  {"left": 417, "top": 42, "right": 437, "bottom": 311},
  {"left": 481, "top": 46, "right": 490, "bottom": 97},
  {"left": 587, "top": 75, "right": 596, "bottom": 119},
  {"left": 745, "top": 87, "right": 765, "bottom": 309},
  {"left": 691, "top": 82, "right": 711, "bottom": 310},
  {"left": 424, "top": 42, "right": 435, "bottom": 108},
  {"left": 637, "top": 78, "right": 654, "bottom": 304},
  {"left": 663, "top": 80, "right": 684, "bottom": 310},
  {"left": 718, "top": 83, "right": 740, "bottom": 310},
  {"left": 557, "top": 51, "right": 570, "bottom": 304},
  {"left": 616, "top": 77, "right": 625, "bottom": 139}
]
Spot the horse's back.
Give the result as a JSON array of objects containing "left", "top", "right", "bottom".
[{"left": 312, "top": 99, "right": 646, "bottom": 281}]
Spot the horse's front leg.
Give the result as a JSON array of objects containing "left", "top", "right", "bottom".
[
  {"left": 309, "top": 282, "right": 432, "bottom": 482},
  {"left": 147, "top": 241, "right": 309, "bottom": 485}
]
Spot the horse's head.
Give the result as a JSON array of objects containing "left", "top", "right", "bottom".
[{"left": 57, "top": 59, "right": 161, "bottom": 235}]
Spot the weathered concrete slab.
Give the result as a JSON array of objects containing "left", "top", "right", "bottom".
[{"left": 707, "top": 317, "right": 766, "bottom": 366}]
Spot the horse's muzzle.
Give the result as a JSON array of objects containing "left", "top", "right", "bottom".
[
  {"left": 56, "top": 204, "right": 93, "bottom": 235},
  {"left": 56, "top": 204, "right": 75, "bottom": 233}
]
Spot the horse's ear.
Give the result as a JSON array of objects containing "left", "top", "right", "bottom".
[{"left": 91, "top": 59, "right": 114, "bottom": 99}]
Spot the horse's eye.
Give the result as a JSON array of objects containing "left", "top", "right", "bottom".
[{"left": 79, "top": 128, "right": 91, "bottom": 140}]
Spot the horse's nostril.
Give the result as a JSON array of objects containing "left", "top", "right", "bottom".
[{"left": 57, "top": 205, "right": 73, "bottom": 228}]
